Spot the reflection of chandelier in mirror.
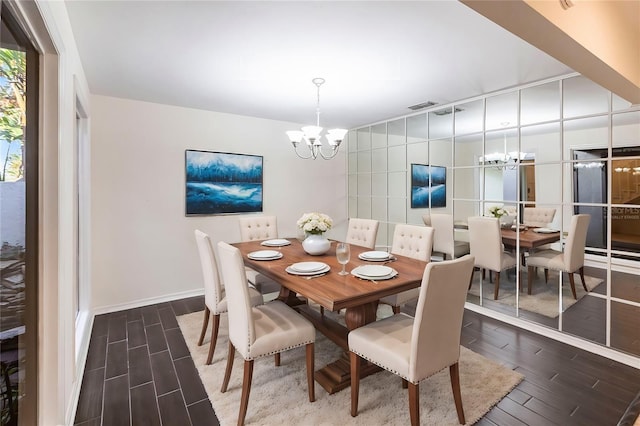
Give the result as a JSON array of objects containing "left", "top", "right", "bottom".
[
  {"left": 614, "top": 166, "right": 640, "bottom": 175},
  {"left": 481, "top": 123, "right": 528, "bottom": 170},
  {"left": 286, "top": 78, "right": 347, "bottom": 160}
]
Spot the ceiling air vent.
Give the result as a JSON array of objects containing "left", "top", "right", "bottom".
[
  {"left": 408, "top": 101, "right": 437, "bottom": 111},
  {"left": 432, "top": 107, "right": 464, "bottom": 116}
]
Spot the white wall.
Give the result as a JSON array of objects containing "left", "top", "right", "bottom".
[
  {"left": 90, "top": 95, "right": 347, "bottom": 311},
  {"left": 0, "top": 181, "right": 25, "bottom": 246}
]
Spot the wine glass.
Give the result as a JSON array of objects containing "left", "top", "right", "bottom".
[{"left": 336, "top": 242, "right": 351, "bottom": 276}]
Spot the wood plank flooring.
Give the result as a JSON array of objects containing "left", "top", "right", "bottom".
[{"left": 74, "top": 295, "right": 640, "bottom": 425}]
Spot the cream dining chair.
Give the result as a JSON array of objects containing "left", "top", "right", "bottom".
[
  {"left": 238, "top": 215, "right": 281, "bottom": 294},
  {"left": 431, "top": 213, "right": 470, "bottom": 260},
  {"left": 468, "top": 216, "right": 517, "bottom": 300},
  {"left": 523, "top": 207, "right": 557, "bottom": 228},
  {"left": 379, "top": 224, "right": 434, "bottom": 314},
  {"left": 345, "top": 218, "right": 379, "bottom": 249},
  {"left": 349, "top": 255, "right": 475, "bottom": 426},
  {"left": 526, "top": 214, "right": 590, "bottom": 299},
  {"left": 217, "top": 242, "right": 316, "bottom": 426},
  {"left": 194, "top": 230, "right": 263, "bottom": 365}
]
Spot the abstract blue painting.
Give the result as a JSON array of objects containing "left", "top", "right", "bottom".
[
  {"left": 185, "top": 150, "right": 263, "bottom": 215},
  {"left": 411, "top": 164, "right": 446, "bottom": 208}
]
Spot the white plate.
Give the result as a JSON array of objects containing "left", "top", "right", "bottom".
[
  {"left": 261, "top": 239, "right": 291, "bottom": 247},
  {"left": 533, "top": 227, "right": 559, "bottom": 234},
  {"left": 358, "top": 251, "right": 390, "bottom": 261},
  {"left": 247, "top": 250, "right": 283, "bottom": 260},
  {"left": 351, "top": 266, "right": 398, "bottom": 281},
  {"left": 285, "top": 264, "right": 331, "bottom": 276},
  {"left": 351, "top": 265, "right": 394, "bottom": 278},
  {"left": 290, "top": 261, "right": 327, "bottom": 273}
]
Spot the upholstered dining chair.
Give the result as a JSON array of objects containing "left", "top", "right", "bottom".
[
  {"left": 217, "top": 242, "right": 316, "bottom": 426},
  {"left": 431, "top": 213, "right": 470, "bottom": 260},
  {"left": 526, "top": 214, "right": 590, "bottom": 299},
  {"left": 467, "top": 216, "right": 517, "bottom": 300},
  {"left": 379, "top": 224, "right": 434, "bottom": 314},
  {"left": 523, "top": 207, "right": 557, "bottom": 228},
  {"left": 194, "top": 230, "right": 263, "bottom": 365},
  {"left": 345, "top": 218, "right": 379, "bottom": 249},
  {"left": 238, "top": 215, "right": 281, "bottom": 295},
  {"left": 349, "top": 255, "right": 475, "bottom": 426}
]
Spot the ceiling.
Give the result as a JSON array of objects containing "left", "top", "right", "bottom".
[{"left": 65, "top": 1, "right": 574, "bottom": 130}]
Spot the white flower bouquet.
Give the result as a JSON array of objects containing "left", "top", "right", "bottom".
[
  {"left": 489, "top": 206, "right": 507, "bottom": 218},
  {"left": 297, "top": 212, "right": 333, "bottom": 235}
]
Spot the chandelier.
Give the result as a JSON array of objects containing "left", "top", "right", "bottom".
[{"left": 286, "top": 78, "right": 347, "bottom": 160}]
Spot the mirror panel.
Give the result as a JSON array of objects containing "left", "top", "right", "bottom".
[
  {"left": 521, "top": 81, "right": 560, "bottom": 125},
  {"left": 388, "top": 195, "right": 406, "bottom": 223},
  {"left": 388, "top": 171, "right": 406, "bottom": 198},
  {"left": 348, "top": 174, "right": 357, "bottom": 196},
  {"left": 407, "top": 141, "right": 428, "bottom": 165},
  {"left": 430, "top": 137, "right": 452, "bottom": 168},
  {"left": 388, "top": 145, "right": 406, "bottom": 172},
  {"left": 371, "top": 123, "right": 386, "bottom": 149},
  {"left": 371, "top": 197, "right": 387, "bottom": 222},
  {"left": 454, "top": 134, "right": 482, "bottom": 167},
  {"left": 407, "top": 113, "right": 427, "bottom": 142},
  {"left": 388, "top": 118, "right": 405, "bottom": 146},
  {"left": 453, "top": 168, "right": 478, "bottom": 201},
  {"left": 486, "top": 92, "right": 518, "bottom": 131},
  {"left": 521, "top": 123, "right": 561, "bottom": 163},
  {"left": 563, "top": 116, "right": 609, "bottom": 161},
  {"left": 611, "top": 298, "right": 640, "bottom": 356},
  {"left": 357, "top": 150, "right": 371, "bottom": 173},
  {"left": 371, "top": 173, "right": 387, "bottom": 197},
  {"left": 357, "top": 197, "right": 371, "bottom": 218},
  {"left": 455, "top": 100, "right": 483, "bottom": 135},
  {"left": 563, "top": 75, "right": 609, "bottom": 118},
  {"left": 371, "top": 148, "right": 387, "bottom": 172},
  {"left": 348, "top": 197, "right": 357, "bottom": 218},
  {"left": 429, "top": 108, "right": 453, "bottom": 139},
  {"left": 612, "top": 111, "right": 640, "bottom": 149},
  {"left": 347, "top": 130, "right": 358, "bottom": 152},
  {"left": 357, "top": 173, "right": 371, "bottom": 196},
  {"left": 348, "top": 151, "right": 358, "bottom": 171},
  {"left": 357, "top": 127, "right": 370, "bottom": 150}
]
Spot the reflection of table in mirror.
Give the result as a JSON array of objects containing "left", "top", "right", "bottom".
[
  {"left": 233, "top": 239, "right": 427, "bottom": 394},
  {"left": 500, "top": 228, "right": 561, "bottom": 249}
]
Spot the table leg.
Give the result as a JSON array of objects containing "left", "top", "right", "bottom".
[{"left": 310, "top": 301, "right": 382, "bottom": 394}]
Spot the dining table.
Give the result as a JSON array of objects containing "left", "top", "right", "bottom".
[{"left": 232, "top": 238, "right": 427, "bottom": 394}]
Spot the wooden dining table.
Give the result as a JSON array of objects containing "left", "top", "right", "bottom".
[
  {"left": 232, "top": 239, "right": 427, "bottom": 394},
  {"left": 500, "top": 227, "right": 561, "bottom": 249}
]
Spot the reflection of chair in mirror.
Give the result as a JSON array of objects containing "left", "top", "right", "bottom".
[
  {"left": 526, "top": 214, "right": 590, "bottom": 299},
  {"left": 523, "top": 207, "right": 556, "bottom": 228},
  {"left": 194, "top": 230, "right": 263, "bottom": 365},
  {"left": 238, "top": 215, "right": 281, "bottom": 294},
  {"left": 349, "top": 255, "right": 475, "bottom": 425},
  {"left": 421, "top": 214, "right": 431, "bottom": 226},
  {"left": 345, "top": 218, "right": 379, "bottom": 249},
  {"left": 379, "top": 224, "right": 434, "bottom": 314},
  {"left": 431, "top": 213, "right": 470, "bottom": 260},
  {"left": 468, "top": 216, "right": 517, "bottom": 300},
  {"left": 217, "top": 242, "right": 316, "bottom": 426}
]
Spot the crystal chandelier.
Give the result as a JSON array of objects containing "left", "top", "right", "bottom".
[{"left": 286, "top": 78, "right": 347, "bottom": 160}]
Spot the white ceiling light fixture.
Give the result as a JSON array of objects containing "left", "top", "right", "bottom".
[{"left": 286, "top": 78, "right": 347, "bottom": 160}]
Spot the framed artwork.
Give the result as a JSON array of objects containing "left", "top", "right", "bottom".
[
  {"left": 410, "top": 164, "right": 446, "bottom": 208},
  {"left": 185, "top": 150, "right": 263, "bottom": 215}
]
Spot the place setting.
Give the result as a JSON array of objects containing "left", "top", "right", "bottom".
[
  {"left": 260, "top": 238, "right": 291, "bottom": 247},
  {"left": 285, "top": 261, "right": 331, "bottom": 278},
  {"left": 351, "top": 264, "right": 398, "bottom": 283},
  {"left": 532, "top": 227, "right": 559, "bottom": 234},
  {"left": 247, "top": 249, "right": 283, "bottom": 261},
  {"left": 358, "top": 250, "right": 396, "bottom": 263}
]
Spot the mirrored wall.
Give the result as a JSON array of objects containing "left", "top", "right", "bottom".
[{"left": 347, "top": 74, "right": 640, "bottom": 358}]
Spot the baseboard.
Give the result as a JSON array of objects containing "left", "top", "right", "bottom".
[{"left": 92, "top": 288, "right": 205, "bottom": 316}]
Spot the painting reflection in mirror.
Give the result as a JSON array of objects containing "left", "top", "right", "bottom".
[{"left": 411, "top": 164, "right": 446, "bottom": 208}]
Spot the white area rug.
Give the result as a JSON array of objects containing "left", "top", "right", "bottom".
[
  {"left": 178, "top": 309, "right": 523, "bottom": 425},
  {"left": 469, "top": 271, "right": 603, "bottom": 318}
]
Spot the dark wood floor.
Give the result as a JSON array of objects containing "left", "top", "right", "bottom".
[{"left": 74, "top": 295, "right": 640, "bottom": 426}]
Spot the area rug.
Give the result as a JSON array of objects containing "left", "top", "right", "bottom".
[
  {"left": 468, "top": 270, "right": 603, "bottom": 318},
  {"left": 178, "top": 310, "right": 523, "bottom": 425}
]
